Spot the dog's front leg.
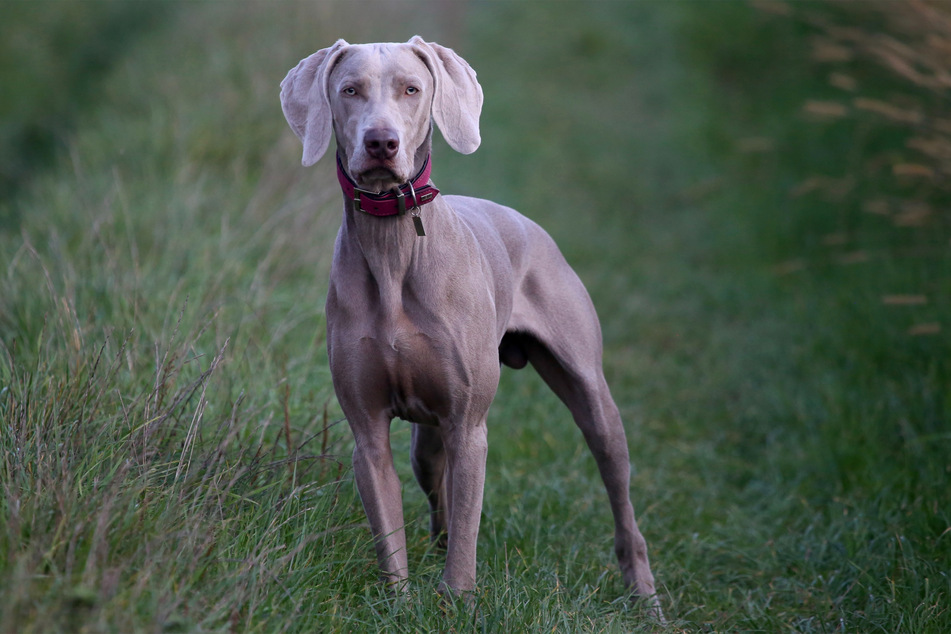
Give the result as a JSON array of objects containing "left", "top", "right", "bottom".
[
  {"left": 438, "top": 418, "right": 489, "bottom": 597},
  {"left": 350, "top": 419, "right": 409, "bottom": 591}
]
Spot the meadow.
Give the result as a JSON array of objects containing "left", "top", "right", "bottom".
[{"left": 1, "top": 1, "right": 948, "bottom": 631}]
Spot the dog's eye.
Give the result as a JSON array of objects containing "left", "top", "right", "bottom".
[
  {"left": 343, "top": 87, "right": 357, "bottom": 96},
  {"left": 405, "top": 86, "right": 419, "bottom": 95}
]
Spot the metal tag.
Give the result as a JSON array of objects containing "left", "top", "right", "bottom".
[{"left": 412, "top": 213, "right": 426, "bottom": 237}]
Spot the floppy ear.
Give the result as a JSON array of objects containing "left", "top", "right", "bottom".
[
  {"left": 280, "top": 39, "right": 349, "bottom": 166},
  {"left": 409, "top": 35, "right": 483, "bottom": 155}
]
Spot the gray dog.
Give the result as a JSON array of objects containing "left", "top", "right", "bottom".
[{"left": 280, "top": 36, "right": 660, "bottom": 613}]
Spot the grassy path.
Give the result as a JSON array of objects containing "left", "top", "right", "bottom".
[{"left": 1, "top": 1, "right": 948, "bottom": 631}]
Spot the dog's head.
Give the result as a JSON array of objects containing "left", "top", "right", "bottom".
[{"left": 280, "top": 36, "right": 483, "bottom": 193}]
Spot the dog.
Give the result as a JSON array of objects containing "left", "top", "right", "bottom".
[{"left": 280, "top": 35, "right": 660, "bottom": 613}]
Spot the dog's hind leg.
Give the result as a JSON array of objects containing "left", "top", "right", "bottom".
[
  {"left": 511, "top": 330, "right": 662, "bottom": 615},
  {"left": 411, "top": 423, "right": 448, "bottom": 548}
]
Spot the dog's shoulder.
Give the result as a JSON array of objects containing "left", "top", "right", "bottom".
[
  {"left": 443, "top": 194, "right": 542, "bottom": 236},
  {"left": 443, "top": 194, "right": 565, "bottom": 275}
]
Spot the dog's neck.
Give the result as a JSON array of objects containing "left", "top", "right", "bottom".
[{"left": 336, "top": 135, "right": 456, "bottom": 295}]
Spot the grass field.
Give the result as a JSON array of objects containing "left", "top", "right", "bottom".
[{"left": 1, "top": 1, "right": 949, "bottom": 631}]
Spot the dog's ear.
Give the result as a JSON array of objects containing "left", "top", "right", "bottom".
[
  {"left": 280, "top": 39, "right": 349, "bottom": 166},
  {"left": 409, "top": 36, "right": 483, "bottom": 155}
]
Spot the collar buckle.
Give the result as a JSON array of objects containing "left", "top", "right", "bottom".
[{"left": 351, "top": 186, "right": 376, "bottom": 215}]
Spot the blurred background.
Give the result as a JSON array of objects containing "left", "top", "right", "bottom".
[{"left": 1, "top": 1, "right": 948, "bottom": 631}]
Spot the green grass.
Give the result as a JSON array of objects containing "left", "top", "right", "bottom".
[
  {"left": 1, "top": 1, "right": 949, "bottom": 631},
  {"left": 0, "top": 1, "right": 170, "bottom": 209}
]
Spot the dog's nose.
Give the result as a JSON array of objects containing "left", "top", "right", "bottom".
[{"left": 364, "top": 128, "right": 400, "bottom": 160}]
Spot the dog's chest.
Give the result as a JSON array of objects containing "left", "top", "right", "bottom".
[
  {"left": 328, "top": 246, "right": 499, "bottom": 425},
  {"left": 329, "top": 309, "right": 458, "bottom": 425},
  {"left": 376, "top": 324, "right": 456, "bottom": 425}
]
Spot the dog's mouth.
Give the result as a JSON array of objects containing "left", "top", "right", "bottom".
[{"left": 354, "top": 166, "right": 405, "bottom": 193}]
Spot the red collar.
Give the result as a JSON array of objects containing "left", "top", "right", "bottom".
[{"left": 336, "top": 153, "right": 440, "bottom": 217}]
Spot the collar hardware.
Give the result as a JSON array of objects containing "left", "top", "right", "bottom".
[{"left": 336, "top": 153, "right": 440, "bottom": 218}]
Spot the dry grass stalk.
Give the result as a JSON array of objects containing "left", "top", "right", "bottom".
[
  {"left": 882, "top": 295, "right": 928, "bottom": 306},
  {"left": 796, "top": 1, "right": 951, "bottom": 198},
  {"left": 908, "top": 322, "right": 942, "bottom": 335}
]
